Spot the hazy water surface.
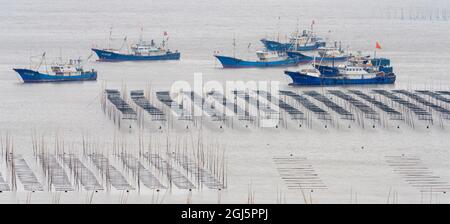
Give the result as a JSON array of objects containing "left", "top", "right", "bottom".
[{"left": 1, "top": 0, "right": 450, "bottom": 203}]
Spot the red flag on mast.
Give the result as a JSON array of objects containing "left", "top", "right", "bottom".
[{"left": 375, "top": 42, "right": 382, "bottom": 49}]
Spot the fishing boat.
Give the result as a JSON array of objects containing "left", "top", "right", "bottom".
[
  {"left": 13, "top": 56, "right": 97, "bottom": 83},
  {"left": 284, "top": 58, "right": 395, "bottom": 86},
  {"left": 287, "top": 46, "right": 349, "bottom": 62},
  {"left": 92, "top": 32, "right": 180, "bottom": 61},
  {"left": 261, "top": 29, "right": 326, "bottom": 52},
  {"left": 214, "top": 50, "right": 309, "bottom": 68}
]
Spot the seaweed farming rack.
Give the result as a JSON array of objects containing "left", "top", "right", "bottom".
[
  {"left": 156, "top": 91, "right": 192, "bottom": 121},
  {"left": 97, "top": 88, "right": 450, "bottom": 130},
  {"left": 105, "top": 89, "right": 137, "bottom": 120},
  {"left": 183, "top": 91, "right": 226, "bottom": 121},
  {"left": 280, "top": 90, "right": 331, "bottom": 121},
  {"left": 130, "top": 90, "right": 166, "bottom": 121},
  {"left": 417, "top": 90, "right": 450, "bottom": 104},
  {"left": 257, "top": 90, "right": 304, "bottom": 120},
  {"left": 304, "top": 90, "right": 354, "bottom": 120},
  {"left": 349, "top": 90, "right": 403, "bottom": 120},
  {"left": 393, "top": 90, "right": 450, "bottom": 120},
  {"left": 373, "top": 90, "right": 433, "bottom": 122},
  {"left": 328, "top": 90, "right": 379, "bottom": 121},
  {"left": 208, "top": 90, "right": 251, "bottom": 121}
]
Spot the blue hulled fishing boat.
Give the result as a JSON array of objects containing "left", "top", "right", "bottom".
[
  {"left": 92, "top": 47, "right": 180, "bottom": 61},
  {"left": 13, "top": 57, "right": 97, "bottom": 83},
  {"left": 261, "top": 29, "right": 325, "bottom": 52},
  {"left": 287, "top": 46, "right": 349, "bottom": 62},
  {"left": 92, "top": 32, "right": 180, "bottom": 61},
  {"left": 284, "top": 58, "right": 395, "bottom": 86},
  {"left": 214, "top": 50, "right": 309, "bottom": 68}
]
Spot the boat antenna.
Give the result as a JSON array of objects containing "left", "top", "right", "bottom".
[
  {"left": 140, "top": 27, "right": 143, "bottom": 42},
  {"left": 233, "top": 36, "right": 236, "bottom": 58},
  {"left": 36, "top": 52, "right": 45, "bottom": 70},
  {"left": 164, "top": 31, "right": 169, "bottom": 50},
  {"left": 109, "top": 26, "right": 113, "bottom": 50},
  {"left": 119, "top": 36, "right": 127, "bottom": 50},
  {"left": 277, "top": 16, "right": 280, "bottom": 42},
  {"left": 59, "top": 47, "right": 63, "bottom": 64},
  {"left": 29, "top": 49, "right": 32, "bottom": 69}
]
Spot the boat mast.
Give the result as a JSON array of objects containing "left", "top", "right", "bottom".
[
  {"left": 108, "top": 26, "right": 113, "bottom": 50},
  {"left": 233, "top": 37, "right": 236, "bottom": 58},
  {"left": 164, "top": 31, "right": 169, "bottom": 50},
  {"left": 277, "top": 16, "right": 280, "bottom": 42},
  {"left": 36, "top": 52, "right": 48, "bottom": 74},
  {"left": 295, "top": 17, "right": 299, "bottom": 50}
]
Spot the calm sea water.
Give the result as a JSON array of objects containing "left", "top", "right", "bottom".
[{"left": 1, "top": 0, "right": 450, "bottom": 203}]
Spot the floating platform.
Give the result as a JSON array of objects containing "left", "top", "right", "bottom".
[
  {"left": 60, "top": 154, "right": 103, "bottom": 191},
  {"left": 373, "top": 90, "right": 433, "bottom": 121},
  {"left": 119, "top": 154, "right": 166, "bottom": 189},
  {"left": 130, "top": 90, "right": 166, "bottom": 121},
  {"left": 304, "top": 91, "right": 354, "bottom": 120},
  {"left": 280, "top": 90, "right": 331, "bottom": 121},
  {"left": 10, "top": 155, "right": 43, "bottom": 191},
  {"left": 88, "top": 154, "right": 134, "bottom": 191},
  {"left": 156, "top": 91, "right": 192, "bottom": 120},
  {"left": 105, "top": 89, "right": 137, "bottom": 120},
  {"left": 394, "top": 90, "right": 450, "bottom": 120},
  {"left": 273, "top": 156, "right": 327, "bottom": 190},
  {"left": 144, "top": 153, "right": 195, "bottom": 189},
  {"left": 328, "top": 90, "right": 379, "bottom": 120},
  {"left": 0, "top": 172, "right": 10, "bottom": 192},
  {"left": 37, "top": 154, "right": 73, "bottom": 191},
  {"left": 208, "top": 91, "right": 251, "bottom": 121},
  {"left": 386, "top": 155, "right": 450, "bottom": 193},
  {"left": 183, "top": 91, "right": 225, "bottom": 121},
  {"left": 233, "top": 90, "right": 279, "bottom": 120},
  {"left": 167, "top": 153, "right": 224, "bottom": 189},
  {"left": 349, "top": 90, "right": 403, "bottom": 120},
  {"left": 257, "top": 90, "right": 305, "bottom": 120},
  {"left": 417, "top": 90, "right": 450, "bottom": 104}
]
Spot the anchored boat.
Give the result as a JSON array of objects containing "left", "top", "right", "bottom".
[
  {"left": 92, "top": 32, "right": 180, "bottom": 61},
  {"left": 261, "top": 29, "right": 326, "bottom": 52},
  {"left": 284, "top": 58, "right": 395, "bottom": 86},
  {"left": 287, "top": 46, "right": 349, "bottom": 62},
  {"left": 13, "top": 56, "right": 97, "bottom": 83},
  {"left": 214, "top": 50, "right": 309, "bottom": 68}
]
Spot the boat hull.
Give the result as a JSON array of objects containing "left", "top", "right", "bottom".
[
  {"left": 286, "top": 51, "right": 349, "bottom": 62},
  {"left": 284, "top": 71, "right": 396, "bottom": 86},
  {"left": 92, "top": 48, "right": 180, "bottom": 61},
  {"left": 13, "top": 69, "right": 97, "bottom": 83},
  {"left": 214, "top": 55, "right": 309, "bottom": 68},
  {"left": 261, "top": 39, "right": 326, "bottom": 52}
]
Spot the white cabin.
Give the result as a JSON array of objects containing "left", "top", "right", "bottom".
[
  {"left": 130, "top": 40, "right": 167, "bottom": 56},
  {"left": 51, "top": 59, "right": 83, "bottom": 76},
  {"left": 317, "top": 47, "right": 346, "bottom": 58},
  {"left": 256, "top": 50, "right": 285, "bottom": 62}
]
